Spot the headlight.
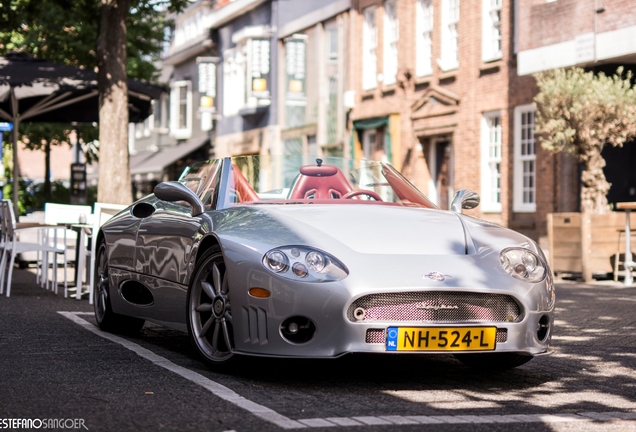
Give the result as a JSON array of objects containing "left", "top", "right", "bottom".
[
  {"left": 500, "top": 247, "right": 547, "bottom": 283},
  {"left": 263, "top": 246, "right": 348, "bottom": 282}
]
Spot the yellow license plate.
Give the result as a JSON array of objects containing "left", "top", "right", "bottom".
[{"left": 386, "top": 326, "right": 497, "bottom": 351}]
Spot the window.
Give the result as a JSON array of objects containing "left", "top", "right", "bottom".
[
  {"left": 223, "top": 27, "right": 272, "bottom": 117},
  {"left": 363, "top": 7, "right": 377, "bottom": 90},
  {"left": 440, "top": 0, "right": 459, "bottom": 71},
  {"left": 482, "top": 0, "right": 502, "bottom": 62},
  {"left": 481, "top": 111, "right": 502, "bottom": 212},
  {"left": 170, "top": 80, "right": 192, "bottom": 140},
  {"left": 513, "top": 105, "right": 537, "bottom": 212},
  {"left": 285, "top": 34, "right": 308, "bottom": 128},
  {"left": 416, "top": 0, "right": 433, "bottom": 77},
  {"left": 198, "top": 59, "right": 217, "bottom": 132},
  {"left": 383, "top": 0, "right": 398, "bottom": 86}
]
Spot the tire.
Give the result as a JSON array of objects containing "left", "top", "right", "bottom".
[
  {"left": 93, "top": 240, "right": 145, "bottom": 334},
  {"left": 454, "top": 352, "right": 533, "bottom": 370},
  {"left": 186, "top": 248, "right": 235, "bottom": 366}
]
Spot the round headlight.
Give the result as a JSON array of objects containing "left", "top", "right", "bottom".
[
  {"left": 500, "top": 248, "right": 546, "bottom": 283},
  {"left": 306, "top": 251, "right": 326, "bottom": 272},
  {"left": 266, "top": 250, "right": 289, "bottom": 273}
]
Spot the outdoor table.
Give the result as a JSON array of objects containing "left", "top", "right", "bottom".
[{"left": 616, "top": 202, "right": 636, "bottom": 285}]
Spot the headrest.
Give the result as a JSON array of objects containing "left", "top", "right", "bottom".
[{"left": 299, "top": 164, "right": 339, "bottom": 177}]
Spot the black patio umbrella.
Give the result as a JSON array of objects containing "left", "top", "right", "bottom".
[{"left": 0, "top": 51, "right": 164, "bottom": 215}]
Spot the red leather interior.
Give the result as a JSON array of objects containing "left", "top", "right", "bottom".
[
  {"left": 231, "top": 165, "right": 260, "bottom": 202},
  {"left": 289, "top": 164, "right": 353, "bottom": 199}
]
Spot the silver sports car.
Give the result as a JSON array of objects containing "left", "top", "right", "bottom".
[{"left": 94, "top": 155, "right": 554, "bottom": 369}]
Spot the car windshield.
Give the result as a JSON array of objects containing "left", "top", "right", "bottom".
[{"left": 178, "top": 155, "right": 437, "bottom": 209}]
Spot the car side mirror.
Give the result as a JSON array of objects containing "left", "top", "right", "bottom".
[
  {"left": 450, "top": 190, "right": 480, "bottom": 213},
  {"left": 154, "top": 181, "right": 205, "bottom": 217}
]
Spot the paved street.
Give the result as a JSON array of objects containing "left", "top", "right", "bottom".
[{"left": 1, "top": 268, "right": 636, "bottom": 432}]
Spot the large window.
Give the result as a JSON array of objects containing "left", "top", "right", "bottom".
[
  {"left": 416, "top": 0, "right": 433, "bottom": 77},
  {"left": 363, "top": 6, "right": 377, "bottom": 90},
  {"left": 514, "top": 105, "right": 537, "bottom": 212},
  {"left": 481, "top": 111, "right": 502, "bottom": 212},
  {"left": 440, "top": 0, "right": 459, "bottom": 71},
  {"left": 222, "top": 28, "right": 271, "bottom": 117},
  {"left": 383, "top": 0, "right": 398, "bottom": 86},
  {"left": 170, "top": 80, "right": 192, "bottom": 140},
  {"left": 482, "top": 0, "right": 502, "bottom": 62}
]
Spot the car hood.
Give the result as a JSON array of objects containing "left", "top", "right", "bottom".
[{"left": 216, "top": 204, "right": 468, "bottom": 255}]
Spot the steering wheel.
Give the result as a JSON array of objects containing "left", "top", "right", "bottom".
[{"left": 342, "top": 190, "right": 383, "bottom": 201}]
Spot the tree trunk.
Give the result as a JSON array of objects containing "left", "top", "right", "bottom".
[
  {"left": 96, "top": 0, "right": 132, "bottom": 205},
  {"left": 580, "top": 148, "right": 611, "bottom": 214}
]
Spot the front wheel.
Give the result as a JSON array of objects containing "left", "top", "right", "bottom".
[
  {"left": 453, "top": 352, "right": 533, "bottom": 370},
  {"left": 93, "top": 240, "right": 145, "bottom": 334},
  {"left": 186, "top": 248, "right": 235, "bottom": 366}
]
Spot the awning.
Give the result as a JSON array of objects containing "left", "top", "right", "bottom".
[{"left": 130, "top": 138, "right": 210, "bottom": 176}]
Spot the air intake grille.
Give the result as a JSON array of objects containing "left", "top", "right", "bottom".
[
  {"left": 349, "top": 291, "right": 522, "bottom": 323},
  {"left": 365, "top": 328, "right": 508, "bottom": 344}
]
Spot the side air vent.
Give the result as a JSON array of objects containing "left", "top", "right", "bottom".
[{"left": 120, "top": 281, "right": 154, "bottom": 306}]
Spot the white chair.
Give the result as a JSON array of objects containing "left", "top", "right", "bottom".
[
  {"left": 88, "top": 203, "right": 127, "bottom": 304},
  {"left": 43, "top": 203, "right": 92, "bottom": 298},
  {"left": 0, "top": 200, "right": 67, "bottom": 297}
]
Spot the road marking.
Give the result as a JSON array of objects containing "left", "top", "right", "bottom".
[{"left": 60, "top": 312, "right": 636, "bottom": 430}]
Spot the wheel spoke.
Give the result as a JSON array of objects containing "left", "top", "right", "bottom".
[
  {"left": 221, "top": 272, "right": 229, "bottom": 295},
  {"left": 196, "top": 303, "right": 213, "bottom": 312},
  {"left": 212, "top": 263, "right": 222, "bottom": 296},
  {"left": 211, "top": 320, "right": 221, "bottom": 353},
  {"left": 200, "top": 315, "right": 214, "bottom": 337},
  {"left": 221, "top": 319, "right": 232, "bottom": 352},
  {"left": 201, "top": 281, "right": 215, "bottom": 299}
]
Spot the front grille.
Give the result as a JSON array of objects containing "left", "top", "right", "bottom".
[
  {"left": 348, "top": 291, "right": 522, "bottom": 323},
  {"left": 365, "top": 328, "right": 509, "bottom": 344}
]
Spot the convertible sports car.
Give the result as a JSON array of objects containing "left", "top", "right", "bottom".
[{"left": 94, "top": 155, "right": 554, "bottom": 369}]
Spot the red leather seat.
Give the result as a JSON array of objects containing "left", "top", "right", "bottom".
[{"left": 289, "top": 164, "right": 353, "bottom": 199}]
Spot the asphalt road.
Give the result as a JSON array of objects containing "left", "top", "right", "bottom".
[{"left": 1, "top": 268, "right": 635, "bottom": 432}]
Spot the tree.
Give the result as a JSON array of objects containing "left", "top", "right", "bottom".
[
  {"left": 96, "top": 0, "right": 188, "bottom": 204},
  {"left": 1, "top": 0, "right": 187, "bottom": 204},
  {"left": 534, "top": 67, "right": 636, "bottom": 214}
]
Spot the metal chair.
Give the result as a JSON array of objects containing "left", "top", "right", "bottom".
[{"left": 0, "top": 200, "right": 67, "bottom": 297}]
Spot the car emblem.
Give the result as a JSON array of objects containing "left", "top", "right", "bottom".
[
  {"left": 415, "top": 303, "right": 459, "bottom": 310},
  {"left": 423, "top": 271, "right": 450, "bottom": 281}
]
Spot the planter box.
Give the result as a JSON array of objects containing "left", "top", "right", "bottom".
[{"left": 547, "top": 211, "right": 636, "bottom": 281}]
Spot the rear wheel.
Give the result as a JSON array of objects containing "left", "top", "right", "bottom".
[
  {"left": 93, "top": 240, "right": 145, "bottom": 334},
  {"left": 454, "top": 352, "right": 533, "bottom": 370},
  {"left": 187, "top": 248, "right": 235, "bottom": 365}
]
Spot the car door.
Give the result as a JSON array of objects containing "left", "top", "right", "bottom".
[{"left": 134, "top": 160, "right": 221, "bottom": 285}]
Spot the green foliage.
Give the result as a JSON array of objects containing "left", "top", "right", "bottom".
[
  {"left": 534, "top": 67, "right": 636, "bottom": 213},
  {"left": 534, "top": 67, "right": 636, "bottom": 157}
]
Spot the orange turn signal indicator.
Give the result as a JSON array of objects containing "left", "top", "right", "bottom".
[{"left": 248, "top": 287, "right": 271, "bottom": 298}]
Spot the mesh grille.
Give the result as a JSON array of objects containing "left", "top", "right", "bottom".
[
  {"left": 349, "top": 291, "right": 522, "bottom": 323},
  {"left": 365, "top": 328, "right": 508, "bottom": 344}
]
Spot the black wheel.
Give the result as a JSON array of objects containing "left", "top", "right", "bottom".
[
  {"left": 454, "top": 352, "right": 533, "bottom": 370},
  {"left": 93, "top": 240, "right": 145, "bottom": 334},
  {"left": 187, "top": 248, "right": 235, "bottom": 365}
]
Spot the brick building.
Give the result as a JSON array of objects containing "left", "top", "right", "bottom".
[{"left": 345, "top": 0, "right": 636, "bottom": 245}]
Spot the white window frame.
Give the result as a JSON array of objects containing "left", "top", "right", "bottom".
[
  {"left": 362, "top": 6, "right": 378, "bottom": 90},
  {"left": 481, "top": 111, "right": 502, "bottom": 213},
  {"left": 513, "top": 104, "right": 537, "bottom": 213},
  {"left": 383, "top": 0, "right": 398, "bottom": 86},
  {"left": 482, "top": 0, "right": 502, "bottom": 62},
  {"left": 416, "top": 0, "right": 433, "bottom": 77},
  {"left": 439, "top": 0, "right": 459, "bottom": 71},
  {"left": 222, "top": 47, "right": 246, "bottom": 117},
  {"left": 170, "top": 80, "right": 192, "bottom": 140}
]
